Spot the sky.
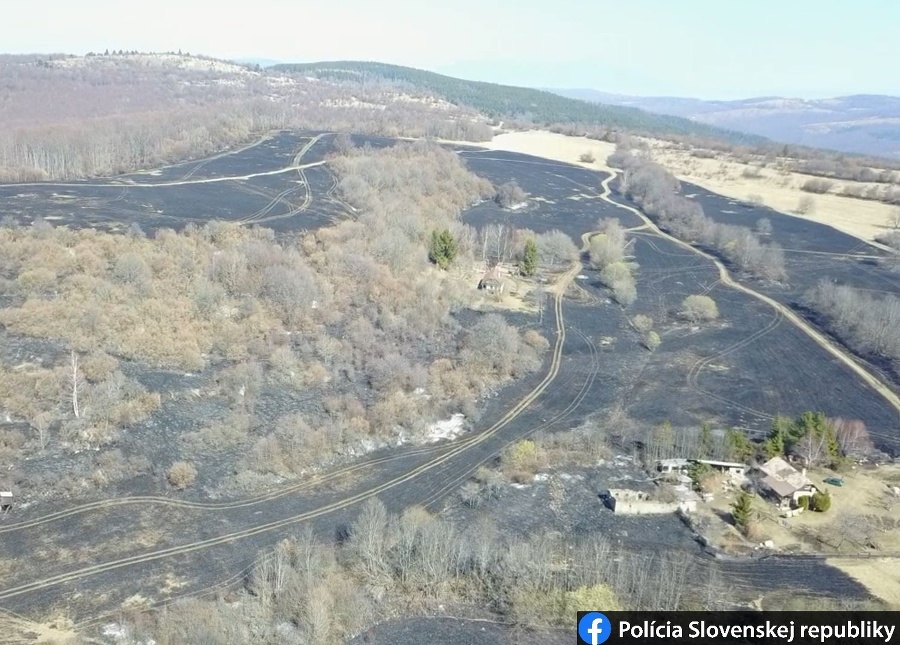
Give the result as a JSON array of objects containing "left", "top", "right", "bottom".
[{"left": 5, "top": 0, "right": 898, "bottom": 100}]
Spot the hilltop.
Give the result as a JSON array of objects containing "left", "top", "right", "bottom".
[
  {"left": 0, "top": 52, "right": 493, "bottom": 180},
  {"left": 271, "top": 60, "right": 765, "bottom": 144}
]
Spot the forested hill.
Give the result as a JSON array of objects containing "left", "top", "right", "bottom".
[{"left": 272, "top": 60, "right": 765, "bottom": 144}]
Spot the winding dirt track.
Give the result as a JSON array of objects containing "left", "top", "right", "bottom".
[{"left": 597, "top": 172, "right": 900, "bottom": 422}]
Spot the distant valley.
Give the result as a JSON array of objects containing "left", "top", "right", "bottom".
[{"left": 551, "top": 88, "right": 900, "bottom": 158}]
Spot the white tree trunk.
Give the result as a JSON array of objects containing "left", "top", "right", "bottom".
[{"left": 70, "top": 350, "right": 81, "bottom": 419}]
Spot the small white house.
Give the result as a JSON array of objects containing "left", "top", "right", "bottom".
[
  {"left": 755, "top": 457, "right": 819, "bottom": 509},
  {"left": 0, "top": 491, "right": 12, "bottom": 513}
]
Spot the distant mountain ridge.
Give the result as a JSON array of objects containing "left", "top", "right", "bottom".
[
  {"left": 549, "top": 89, "right": 900, "bottom": 158},
  {"left": 271, "top": 61, "right": 765, "bottom": 145}
]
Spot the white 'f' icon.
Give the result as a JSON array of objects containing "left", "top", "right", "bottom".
[{"left": 588, "top": 616, "right": 605, "bottom": 645}]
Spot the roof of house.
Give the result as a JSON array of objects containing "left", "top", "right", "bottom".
[
  {"left": 760, "top": 475, "right": 797, "bottom": 499},
  {"left": 759, "top": 456, "right": 798, "bottom": 479},
  {"left": 757, "top": 456, "right": 810, "bottom": 498},
  {"left": 481, "top": 265, "right": 501, "bottom": 282}
]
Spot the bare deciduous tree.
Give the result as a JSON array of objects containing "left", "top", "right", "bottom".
[
  {"left": 30, "top": 412, "right": 51, "bottom": 451},
  {"left": 888, "top": 208, "right": 900, "bottom": 230},
  {"left": 828, "top": 417, "right": 874, "bottom": 458},
  {"left": 69, "top": 350, "right": 83, "bottom": 419}
]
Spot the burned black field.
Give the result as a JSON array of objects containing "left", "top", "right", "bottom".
[
  {"left": 0, "top": 132, "right": 361, "bottom": 234},
  {"left": 0, "top": 135, "right": 893, "bottom": 625},
  {"left": 459, "top": 150, "right": 900, "bottom": 451}
]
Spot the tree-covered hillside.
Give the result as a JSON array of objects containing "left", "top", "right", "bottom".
[{"left": 273, "top": 60, "right": 765, "bottom": 144}]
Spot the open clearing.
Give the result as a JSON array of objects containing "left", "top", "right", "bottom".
[{"left": 0, "top": 132, "right": 896, "bottom": 626}]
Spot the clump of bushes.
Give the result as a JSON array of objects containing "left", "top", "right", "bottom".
[
  {"left": 494, "top": 180, "right": 527, "bottom": 208},
  {"left": 590, "top": 218, "right": 637, "bottom": 306},
  {"left": 631, "top": 314, "right": 659, "bottom": 350},
  {"left": 166, "top": 461, "right": 198, "bottom": 489},
  {"left": 811, "top": 490, "right": 831, "bottom": 512},
  {"left": 795, "top": 195, "right": 816, "bottom": 214},
  {"left": 501, "top": 439, "right": 542, "bottom": 483},
  {"left": 801, "top": 178, "right": 834, "bottom": 194},
  {"left": 680, "top": 294, "right": 719, "bottom": 323}
]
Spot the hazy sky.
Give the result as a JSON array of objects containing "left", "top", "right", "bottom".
[{"left": 5, "top": 0, "right": 897, "bottom": 99}]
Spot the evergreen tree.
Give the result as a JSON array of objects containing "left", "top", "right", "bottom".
[
  {"left": 428, "top": 228, "right": 457, "bottom": 270},
  {"left": 725, "top": 428, "right": 754, "bottom": 461},
  {"left": 764, "top": 415, "right": 791, "bottom": 457},
  {"left": 811, "top": 490, "right": 831, "bottom": 512},
  {"left": 731, "top": 491, "right": 754, "bottom": 531},
  {"left": 519, "top": 238, "right": 538, "bottom": 276},
  {"left": 687, "top": 461, "right": 713, "bottom": 490}
]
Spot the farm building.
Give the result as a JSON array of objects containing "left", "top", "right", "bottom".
[
  {"left": 755, "top": 456, "right": 818, "bottom": 508},
  {"left": 0, "top": 491, "right": 12, "bottom": 513},
  {"left": 655, "top": 458, "right": 746, "bottom": 479},
  {"left": 695, "top": 459, "right": 747, "bottom": 479}
]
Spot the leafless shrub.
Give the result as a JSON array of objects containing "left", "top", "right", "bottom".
[
  {"left": 494, "top": 181, "right": 527, "bottom": 208},
  {"left": 745, "top": 194, "right": 764, "bottom": 206},
  {"left": 801, "top": 178, "right": 834, "bottom": 194},
  {"left": 112, "top": 252, "right": 151, "bottom": 286},
  {"left": 827, "top": 418, "right": 875, "bottom": 458},
  {"left": 888, "top": 208, "right": 900, "bottom": 230},
  {"left": 460, "top": 466, "right": 505, "bottom": 508},
  {"left": 741, "top": 166, "right": 762, "bottom": 179},
  {"left": 794, "top": 195, "right": 816, "bottom": 214},
  {"left": 579, "top": 151, "right": 596, "bottom": 163},
  {"left": 755, "top": 218, "right": 773, "bottom": 236},
  {"left": 875, "top": 230, "right": 900, "bottom": 250},
  {"left": 166, "top": 461, "right": 197, "bottom": 489}
]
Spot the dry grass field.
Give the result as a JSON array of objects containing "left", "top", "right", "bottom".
[
  {"left": 643, "top": 138, "right": 899, "bottom": 245},
  {"left": 475, "top": 130, "right": 900, "bottom": 247}
]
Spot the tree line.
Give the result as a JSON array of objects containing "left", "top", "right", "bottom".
[
  {"left": 113, "top": 498, "right": 740, "bottom": 644},
  {"left": 805, "top": 280, "right": 900, "bottom": 374},
  {"left": 609, "top": 147, "right": 787, "bottom": 281}
]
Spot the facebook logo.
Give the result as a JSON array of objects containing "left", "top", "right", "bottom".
[{"left": 577, "top": 612, "right": 612, "bottom": 645}]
